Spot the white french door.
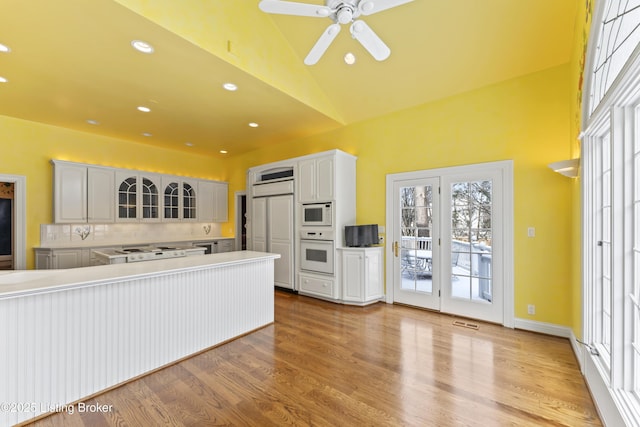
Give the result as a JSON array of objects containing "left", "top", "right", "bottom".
[
  {"left": 387, "top": 161, "right": 513, "bottom": 326},
  {"left": 391, "top": 177, "right": 441, "bottom": 310},
  {"left": 440, "top": 169, "right": 505, "bottom": 324}
]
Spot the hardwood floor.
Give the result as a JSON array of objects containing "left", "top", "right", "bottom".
[{"left": 22, "top": 291, "right": 601, "bottom": 426}]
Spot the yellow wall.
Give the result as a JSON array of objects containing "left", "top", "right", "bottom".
[
  {"left": 0, "top": 63, "right": 580, "bottom": 327},
  {"left": 228, "top": 64, "right": 576, "bottom": 326},
  {"left": 0, "top": 115, "right": 227, "bottom": 268}
]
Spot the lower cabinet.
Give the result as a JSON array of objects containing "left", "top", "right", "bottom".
[
  {"left": 339, "top": 246, "right": 384, "bottom": 305},
  {"left": 217, "top": 239, "right": 234, "bottom": 253},
  {"left": 35, "top": 248, "right": 92, "bottom": 269},
  {"left": 299, "top": 274, "right": 336, "bottom": 299}
]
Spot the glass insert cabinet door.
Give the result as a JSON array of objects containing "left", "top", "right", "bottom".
[
  {"left": 183, "top": 182, "right": 196, "bottom": 219},
  {"left": 164, "top": 182, "right": 180, "bottom": 219},
  {"left": 163, "top": 181, "right": 197, "bottom": 220},
  {"left": 117, "top": 175, "right": 160, "bottom": 220},
  {"left": 118, "top": 177, "right": 137, "bottom": 219}
]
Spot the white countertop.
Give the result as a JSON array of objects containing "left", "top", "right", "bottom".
[
  {"left": 36, "top": 236, "right": 235, "bottom": 249},
  {"left": 0, "top": 251, "right": 279, "bottom": 299}
]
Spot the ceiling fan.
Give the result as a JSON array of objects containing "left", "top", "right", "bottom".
[{"left": 258, "top": 0, "right": 414, "bottom": 65}]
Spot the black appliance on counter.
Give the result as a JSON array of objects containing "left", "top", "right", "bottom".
[{"left": 344, "top": 224, "right": 379, "bottom": 247}]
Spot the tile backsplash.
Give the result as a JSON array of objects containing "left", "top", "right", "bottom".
[{"left": 40, "top": 222, "right": 223, "bottom": 247}]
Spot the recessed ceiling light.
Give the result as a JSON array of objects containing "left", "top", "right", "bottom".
[
  {"left": 86, "top": 119, "right": 99, "bottom": 125},
  {"left": 0, "top": 76, "right": 7, "bottom": 83},
  {"left": 344, "top": 52, "right": 356, "bottom": 65},
  {"left": 220, "top": 150, "right": 228, "bottom": 154},
  {"left": 248, "top": 122, "right": 259, "bottom": 128},
  {"left": 137, "top": 106, "right": 151, "bottom": 112},
  {"left": 185, "top": 142, "right": 194, "bottom": 147},
  {"left": 223, "top": 82, "right": 238, "bottom": 91},
  {"left": 131, "top": 40, "right": 154, "bottom": 54},
  {"left": 0, "top": 43, "right": 10, "bottom": 53},
  {"left": 142, "top": 132, "right": 152, "bottom": 137}
]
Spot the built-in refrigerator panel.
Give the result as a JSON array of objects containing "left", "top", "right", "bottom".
[
  {"left": 252, "top": 193, "right": 294, "bottom": 290},
  {"left": 252, "top": 197, "right": 267, "bottom": 252}
]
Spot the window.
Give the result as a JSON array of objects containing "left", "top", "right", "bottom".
[
  {"left": 583, "top": 1, "right": 640, "bottom": 423},
  {"left": 589, "top": 1, "right": 640, "bottom": 115}
]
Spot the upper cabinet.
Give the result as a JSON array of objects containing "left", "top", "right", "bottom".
[
  {"left": 162, "top": 177, "right": 199, "bottom": 222},
  {"left": 198, "top": 180, "right": 228, "bottom": 222},
  {"left": 298, "top": 156, "right": 334, "bottom": 203},
  {"left": 52, "top": 160, "right": 228, "bottom": 224},
  {"left": 116, "top": 171, "right": 162, "bottom": 222},
  {"left": 53, "top": 160, "right": 114, "bottom": 223}
]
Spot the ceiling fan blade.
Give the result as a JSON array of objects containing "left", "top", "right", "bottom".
[
  {"left": 259, "top": 0, "right": 332, "bottom": 18},
  {"left": 304, "top": 23, "right": 341, "bottom": 65},
  {"left": 358, "top": 0, "right": 414, "bottom": 16},
  {"left": 350, "top": 20, "right": 390, "bottom": 61}
]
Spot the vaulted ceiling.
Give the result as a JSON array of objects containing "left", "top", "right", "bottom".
[{"left": 0, "top": 0, "right": 578, "bottom": 157}]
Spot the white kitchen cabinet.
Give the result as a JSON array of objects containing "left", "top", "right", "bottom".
[
  {"left": 298, "top": 156, "right": 334, "bottom": 203},
  {"left": 299, "top": 273, "right": 336, "bottom": 299},
  {"left": 35, "top": 248, "right": 91, "bottom": 269},
  {"left": 53, "top": 159, "right": 229, "bottom": 225},
  {"left": 162, "top": 177, "right": 199, "bottom": 221},
  {"left": 340, "top": 246, "right": 384, "bottom": 305},
  {"left": 198, "top": 180, "right": 228, "bottom": 222},
  {"left": 217, "top": 238, "right": 234, "bottom": 253},
  {"left": 53, "top": 161, "right": 114, "bottom": 223},
  {"left": 115, "top": 171, "right": 162, "bottom": 222},
  {"left": 88, "top": 167, "right": 115, "bottom": 222}
]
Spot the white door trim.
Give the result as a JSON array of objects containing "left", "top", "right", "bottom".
[
  {"left": 0, "top": 174, "right": 26, "bottom": 270},
  {"left": 234, "top": 190, "right": 246, "bottom": 251},
  {"left": 385, "top": 160, "right": 514, "bottom": 327}
]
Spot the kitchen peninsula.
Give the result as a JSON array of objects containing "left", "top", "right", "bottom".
[{"left": 0, "top": 251, "right": 279, "bottom": 427}]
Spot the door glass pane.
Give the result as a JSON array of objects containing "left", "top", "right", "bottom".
[
  {"left": 450, "top": 180, "right": 493, "bottom": 303},
  {"left": 400, "top": 185, "right": 433, "bottom": 293}
]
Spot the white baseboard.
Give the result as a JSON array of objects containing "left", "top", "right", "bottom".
[{"left": 513, "top": 317, "right": 573, "bottom": 338}]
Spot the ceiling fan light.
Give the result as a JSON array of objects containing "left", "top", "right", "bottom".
[
  {"left": 344, "top": 52, "right": 356, "bottom": 65},
  {"left": 337, "top": 8, "right": 353, "bottom": 24}
]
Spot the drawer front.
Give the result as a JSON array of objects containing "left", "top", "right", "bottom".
[
  {"left": 252, "top": 180, "right": 294, "bottom": 197},
  {"left": 299, "top": 275, "right": 335, "bottom": 298}
]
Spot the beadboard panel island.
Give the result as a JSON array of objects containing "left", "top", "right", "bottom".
[{"left": 0, "top": 251, "right": 279, "bottom": 427}]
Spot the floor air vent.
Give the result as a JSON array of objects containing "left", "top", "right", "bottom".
[{"left": 453, "top": 320, "right": 479, "bottom": 330}]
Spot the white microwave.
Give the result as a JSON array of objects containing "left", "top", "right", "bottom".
[{"left": 302, "top": 202, "right": 332, "bottom": 227}]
